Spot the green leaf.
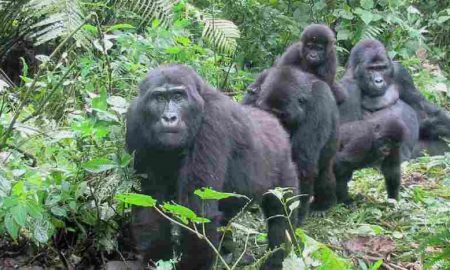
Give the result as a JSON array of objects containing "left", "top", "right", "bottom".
[
  {"left": 82, "top": 158, "right": 117, "bottom": 173},
  {"left": 165, "top": 47, "right": 182, "bottom": 54},
  {"left": 11, "top": 181, "right": 24, "bottom": 196},
  {"left": 337, "top": 29, "right": 351, "bottom": 41},
  {"left": 26, "top": 201, "right": 43, "bottom": 219},
  {"left": 194, "top": 187, "right": 245, "bottom": 200},
  {"left": 91, "top": 88, "right": 108, "bottom": 111},
  {"left": 11, "top": 204, "right": 27, "bottom": 226},
  {"left": 360, "top": 0, "right": 374, "bottom": 9},
  {"left": 33, "top": 220, "right": 50, "bottom": 243},
  {"left": 355, "top": 8, "right": 374, "bottom": 25},
  {"left": 5, "top": 214, "right": 19, "bottom": 240},
  {"left": 107, "top": 24, "right": 135, "bottom": 32},
  {"left": 371, "top": 259, "right": 383, "bottom": 270},
  {"left": 162, "top": 202, "right": 209, "bottom": 224},
  {"left": 50, "top": 206, "right": 67, "bottom": 217},
  {"left": 152, "top": 19, "right": 160, "bottom": 28},
  {"left": 115, "top": 193, "right": 157, "bottom": 207},
  {"left": 83, "top": 24, "right": 98, "bottom": 34},
  {"left": 0, "top": 173, "right": 11, "bottom": 197}
]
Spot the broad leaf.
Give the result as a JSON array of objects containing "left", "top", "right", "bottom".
[
  {"left": 5, "top": 214, "right": 19, "bottom": 240},
  {"left": 115, "top": 193, "right": 157, "bottom": 207},
  {"left": 82, "top": 158, "right": 117, "bottom": 173},
  {"left": 194, "top": 187, "right": 245, "bottom": 200}
]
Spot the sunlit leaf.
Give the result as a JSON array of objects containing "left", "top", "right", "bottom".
[
  {"left": 5, "top": 214, "right": 19, "bottom": 240},
  {"left": 194, "top": 187, "right": 246, "bottom": 200},
  {"left": 115, "top": 193, "right": 157, "bottom": 207},
  {"left": 82, "top": 158, "right": 117, "bottom": 173}
]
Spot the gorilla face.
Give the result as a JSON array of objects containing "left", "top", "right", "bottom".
[
  {"left": 355, "top": 55, "right": 394, "bottom": 97},
  {"left": 255, "top": 71, "right": 308, "bottom": 131},
  {"left": 137, "top": 78, "right": 204, "bottom": 150},
  {"left": 302, "top": 42, "right": 327, "bottom": 66}
]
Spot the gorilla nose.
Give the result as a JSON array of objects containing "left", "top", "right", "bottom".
[
  {"left": 162, "top": 113, "right": 178, "bottom": 126},
  {"left": 374, "top": 78, "right": 384, "bottom": 84}
]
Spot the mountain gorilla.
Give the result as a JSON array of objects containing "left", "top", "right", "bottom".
[
  {"left": 126, "top": 65, "right": 298, "bottom": 270},
  {"left": 335, "top": 115, "right": 406, "bottom": 204},
  {"left": 339, "top": 40, "right": 420, "bottom": 160},
  {"left": 340, "top": 39, "right": 450, "bottom": 156},
  {"left": 252, "top": 66, "right": 338, "bottom": 222},
  {"left": 243, "top": 24, "right": 346, "bottom": 105}
]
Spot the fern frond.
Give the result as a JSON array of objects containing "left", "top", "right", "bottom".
[
  {"left": 27, "top": 0, "right": 88, "bottom": 46},
  {"left": 201, "top": 17, "right": 240, "bottom": 55},
  {"left": 114, "top": 0, "right": 177, "bottom": 26},
  {"left": 361, "top": 25, "right": 383, "bottom": 40}
]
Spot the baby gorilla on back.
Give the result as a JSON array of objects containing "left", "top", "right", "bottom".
[{"left": 335, "top": 116, "right": 406, "bottom": 204}]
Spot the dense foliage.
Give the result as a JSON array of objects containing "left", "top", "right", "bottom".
[{"left": 0, "top": 0, "right": 449, "bottom": 269}]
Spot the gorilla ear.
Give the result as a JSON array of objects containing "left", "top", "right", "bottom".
[{"left": 126, "top": 100, "right": 146, "bottom": 152}]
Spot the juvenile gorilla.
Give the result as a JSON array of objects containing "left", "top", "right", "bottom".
[
  {"left": 126, "top": 65, "right": 298, "bottom": 270},
  {"left": 335, "top": 115, "right": 406, "bottom": 204},
  {"left": 253, "top": 66, "right": 338, "bottom": 222},
  {"left": 340, "top": 39, "right": 449, "bottom": 156},
  {"left": 338, "top": 40, "right": 420, "bottom": 160},
  {"left": 243, "top": 24, "right": 346, "bottom": 105}
]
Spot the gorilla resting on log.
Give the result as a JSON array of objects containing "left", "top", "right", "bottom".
[
  {"left": 244, "top": 24, "right": 346, "bottom": 105},
  {"left": 126, "top": 64, "right": 298, "bottom": 270},
  {"left": 251, "top": 66, "right": 338, "bottom": 222},
  {"left": 340, "top": 39, "right": 450, "bottom": 157}
]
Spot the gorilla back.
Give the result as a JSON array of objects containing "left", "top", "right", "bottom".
[
  {"left": 126, "top": 64, "right": 298, "bottom": 270},
  {"left": 252, "top": 66, "right": 339, "bottom": 222}
]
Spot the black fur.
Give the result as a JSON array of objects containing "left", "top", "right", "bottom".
[
  {"left": 252, "top": 66, "right": 338, "bottom": 222},
  {"left": 339, "top": 40, "right": 420, "bottom": 160},
  {"left": 243, "top": 24, "right": 347, "bottom": 106},
  {"left": 126, "top": 64, "right": 298, "bottom": 270},
  {"left": 335, "top": 115, "right": 406, "bottom": 203},
  {"left": 343, "top": 39, "right": 450, "bottom": 156}
]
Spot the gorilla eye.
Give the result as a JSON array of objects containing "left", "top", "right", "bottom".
[
  {"left": 173, "top": 93, "right": 184, "bottom": 101},
  {"left": 155, "top": 95, "right": 165, "bottom": 102}
]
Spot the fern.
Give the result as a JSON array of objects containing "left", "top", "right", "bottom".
[
  {"left": 201, "top": 17, "right": 240, "bottom": 55},
  {"left": 185, "top": 4, "right": 240, "bottom": 55},
  {"left": 27, "top": 0, "right": 88, "bottom": 46},
  {"left": 361, "top": 25, "right": 384, "bottom": 40},
  {"left": 114, "top": 0, "right": 177, "bottom": 26}
]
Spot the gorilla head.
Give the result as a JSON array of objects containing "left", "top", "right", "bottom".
[
  {"left": 349, "top": 40, "right": 394, "bottom": 97},
  {"left": 132, "top": 65, "right": 205, "bottom": 150},
  {"left": 255, "top": 67, "right": 314, "bottom": 130},
  {"left": 300, "top": 24, "right": 336, "bottom": 67}
]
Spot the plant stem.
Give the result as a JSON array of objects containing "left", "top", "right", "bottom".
[
  {"left": 153, "top": 207, "right": 231, "bottom": 270},
  {"left": 230, "top": 233, "right": 250, "bottom": 270},
  {"left": 0, "top": 14, "right": 93, "bottom": 150}
]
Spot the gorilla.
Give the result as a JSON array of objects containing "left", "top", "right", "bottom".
[
  {"left": 335, "top": 115, "right": 406, "bottom": 204},
  {"left": 338, "top": 40, "right": 420, "bottom": 160},
  {"left": 243, "top": 24, "right": 347, "bottom": 105},
  {"left": 252, "top": 66, "right": 338, "bottom": 222},
  {"left": 340, "top": 39, "right": 450, "bottom": 156},
  {"left": 126, "top": 64, "right": 298, "bottom": 270}
]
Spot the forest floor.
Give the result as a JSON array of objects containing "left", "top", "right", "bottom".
[
  {"left": 225, "top": 155, "right": 450, "bottom": 270},
  {"left": 1, "top": 156, "right": 449, "bottom": 270}
]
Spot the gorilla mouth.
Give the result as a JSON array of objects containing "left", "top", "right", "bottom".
[{"left": 161, "top": 129, "right": 181, "bottom": 133}]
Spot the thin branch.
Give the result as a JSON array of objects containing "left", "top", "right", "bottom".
[
  {"left": 5, "top": 143, "right": 37, "bottom": 167},
  {"left": 21, "top": 63, "right": 76, "bottom": 123},
  {"left": 0, "top": 14, "right": 93, "bottom": 150},
  {"left": 153, "top": 207, "right": 231, "bottom": 270},
  {"left": 230, "top": 233, "right": 250, "bottom": 270}
]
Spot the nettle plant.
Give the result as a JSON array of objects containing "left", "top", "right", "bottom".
[{"left": 116, "top": 187, "right": 351, "bottom": 270}]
